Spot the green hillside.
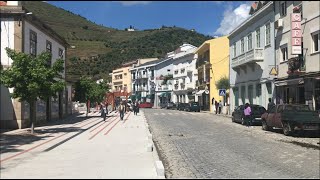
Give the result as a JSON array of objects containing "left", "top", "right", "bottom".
[{"left": 22, "top": 1, "right": 213, "bottom": 82}]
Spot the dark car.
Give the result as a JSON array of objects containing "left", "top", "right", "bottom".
[
  {"left": 232, "top": 104, "right": 266, "bottom": 125},
  {"left": 261, "top": 104, "right": 320, "bottom": 136},
  {"left": 185, "top": 102, "right": 201, "bottom": 112},
  {"left": 138, "top": 102, "right": 153, "bottom": 108},
  {"left": 177, "top": 103, "right": 187, "bottom": 111},
  {"left": 166, "top": 102, "right": 176, "bottom": 109}
]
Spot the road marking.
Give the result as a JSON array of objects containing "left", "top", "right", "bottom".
[
  {"left": 105, "top": 112, "right": 131, "bottom": 135},
  {"left": 161, "top": 113, "right": 166, "bottom": 115},
  {"left": 168, "top": 113, "right": 173, "bottom": 115},
  {"left": 88, "top": 116, "right": 119, "bottom": 140},
  {"left": 154, "top": 113, "right": 159, "bottom": 115}
]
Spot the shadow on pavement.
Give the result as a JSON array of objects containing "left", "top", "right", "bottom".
[{"left": 0, "top": 113, "right": 110, "bottom": 154}]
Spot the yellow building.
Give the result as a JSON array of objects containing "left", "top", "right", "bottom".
[
  {"left": 112, "top": 61, "right": 137, "bottom": 93},
  {"left": 195, "top": 36, "right": 229, "bottom": 112}
]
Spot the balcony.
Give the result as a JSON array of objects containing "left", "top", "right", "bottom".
[
  {"left": 231, "top": 48, "right": 263, "bottom": 68},
  {"left": 136, "top": 87, "right": 148, "bottom": 91},
  {"left": 136, "top": 74, "right": 148, "bottom": 79}
]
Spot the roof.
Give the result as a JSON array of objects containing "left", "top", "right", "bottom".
[{"left": 132, "top": 59, "right": 164, "bottom": 69}]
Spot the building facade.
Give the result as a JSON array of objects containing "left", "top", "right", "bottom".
[
  {"left": 0, "top": 1, "right": 71, "bottom": 129},
  {"left": 172, "top": 44, "right": 198, "bottom": 104},
  {"left": 274, "top": 1, "right": 320, "bottom": 111},
  {"left": 196, "top": 36, "right": 230, "bottom": 112},
  {"left": 229, "top": 1, "right": 275, "bottom": 113},
  {"left": 112, "top": 61, "right": 137, "bottom": 93}
]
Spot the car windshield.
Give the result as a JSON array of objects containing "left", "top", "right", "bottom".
[{"left": 285, "top": 105, "right": 311, "bottom": 111}]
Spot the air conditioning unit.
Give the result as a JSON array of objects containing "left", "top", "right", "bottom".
[{"left": 275, "top": 19, "right": 283, "bottom": 29}]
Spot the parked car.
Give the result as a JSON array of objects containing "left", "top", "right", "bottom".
[
  {"left": 261, "top": 104, "right": 320, "bottom": 136},
  {"left": 184, "top": 102, "right": 201, "bottom": 112},
  {"left": 232, "top": 104, "right": 266, "bottom": 125},
  {"left": 138, "top": 102, "right": 153, "bottom": 108},
  {"left": 177, "top": 103, "right": 188, "bottom": 111},
  {"left": 166, "top": 102, "right": 176, "bottom": 109}
]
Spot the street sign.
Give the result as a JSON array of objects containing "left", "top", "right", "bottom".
[
  {"left": 219, "top": 89, "right": 226, "bottom": 96},
  {"left": 269, "top": 67, "right": 278, "bottom": 75}
]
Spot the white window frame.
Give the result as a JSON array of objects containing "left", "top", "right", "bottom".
[
  {"left": 311, "top": 31, "right": 320, "bottom": 53},
  {"left": 256, "top": 28, "right": 261, "bottom": 48},
  {"left": 248, "top": 33, "right": 252, "bottom": 50},
  {"left": 280, "top": 44, "right": 288, "bottom": 62},
  {"left": 241, "top": 38, "right": 245, "bottom": 54},
  {"left": 265, "top": 22, "right": 271, "bottom": 46},
  {"left": 233, "top": 44, "right": 237, "bottom": 57}
]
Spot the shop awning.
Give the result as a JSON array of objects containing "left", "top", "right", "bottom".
[
  {"left": 274, "top": 78, "right": 304, "bottom": 86},
  {"left": 160, "top": 92, "right": 170, "bottom": 97},
  {"left": 196, "top": 90, "right": 205, "bottom": 95}
]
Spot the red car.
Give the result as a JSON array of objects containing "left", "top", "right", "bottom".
[{"left": 138, "top": 102, "right": 153, "bottom": 108}]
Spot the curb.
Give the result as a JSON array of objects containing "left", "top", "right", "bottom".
[{"left": 141, "top": 110, "right": 165, "bottom": 179}]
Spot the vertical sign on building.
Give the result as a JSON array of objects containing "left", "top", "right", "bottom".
[{"left": 291, "top": 13, "right": 302, "bottom": 54}]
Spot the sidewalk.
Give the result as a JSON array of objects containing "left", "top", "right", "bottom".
[{"left": 0, "top": 110, "right": 162, "bottom": 179}]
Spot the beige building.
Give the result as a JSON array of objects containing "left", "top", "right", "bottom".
[
  {"left": 274, "top": 1, "right": 320, "bottom": 111},
  {"left": 0, "top": 1, "right": 71, "bottom": 129}
]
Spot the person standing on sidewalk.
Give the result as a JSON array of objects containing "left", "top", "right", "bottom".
[
  {"left": 215, "top": 101, "right": 219, "bottom": 114},
  {"left": 211, "top": 97, "right": 215, "bottom": 112},
  {"left": 267, "top": 98, "right": 275, "bottom": 111},
  {"left": 119, "top": 101, "right": 125, "bottom": 121},
  {"left": 218, "top": 100, "right": 223, "bottom": 114},
  {"left": 101, "top": 104, "right": 107, "bottom": 121},
  {"left": 244, "top": 103, "right": 252, "bottom": 128},
  {"left": 134, "top": 101, "right": 140, "bottom": 115}
]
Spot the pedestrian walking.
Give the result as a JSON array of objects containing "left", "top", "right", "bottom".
[
  {"left": 244, "top": 103, "right": 252, "bottom": 128},
  {"left": 218, "top": 100, "right": 223, "bottom": 114},
  {"left": 119, "top": 101, "right": 125, "bottom": 121},
  {"left": 101, "top": 104, "right": 107, "bottom": 121},
  {"left": 134, "top": 101, "right": 140, "bottom": 115},
  {"left": 215, "top": 101, "right": 219, "bottom": 114},
  {"left": 267, "top": 98, "right": 275, "bottom": 111},
  {"left": 211, "top": 97, "right": 215, "bottom": 112}
]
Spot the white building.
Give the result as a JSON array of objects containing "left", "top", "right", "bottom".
[
  {"left": 172, "top": 44, "right": 198, "bottom": 104},
  {"left": 0, "top": 2, "right": 71, "bottom": 129},
  {"left": 228, "top": 1, "right": 275, "bottom": 112}
]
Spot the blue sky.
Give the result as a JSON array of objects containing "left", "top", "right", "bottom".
[{"left": 48, "top": 1, "right": 252, "bottom": 36}]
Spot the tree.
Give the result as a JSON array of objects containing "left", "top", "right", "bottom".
[
  {"left": 73, "top": 77, "right": 109, "bottom": 116},
  {"left": 0, "top": 48, "right": 65, "bottom": 134},
  {"left": 215, "top": 76, "right": 230, "bottom": 90}
]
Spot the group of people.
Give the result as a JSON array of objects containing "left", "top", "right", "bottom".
[
  {"left": 212, "top": 98, "right": 223, "bottom": 114},
  {"left": 100, "top": 100, "right": 141, "bottom": 121}
]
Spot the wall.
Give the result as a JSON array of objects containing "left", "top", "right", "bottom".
[{"left": 1, "top": 18, "right": 15, "bottom": 67}]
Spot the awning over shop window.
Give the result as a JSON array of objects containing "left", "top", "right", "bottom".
[
  {"left": 196, "top": 90, "right": 205, "bottom": 95},
  {"left": 274, "top": 78, "right": 304, "bottom": 86},
  {"left": 160, "top": 92, "right": 170, "bottom": 97}
]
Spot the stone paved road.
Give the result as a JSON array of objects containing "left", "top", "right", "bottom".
[{"left": 144, "top": 108, "right": 320, "bottom": 179}]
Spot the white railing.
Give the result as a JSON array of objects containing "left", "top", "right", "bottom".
[{"left": 231, "top": 48, "right": 264, "bottom": 68}]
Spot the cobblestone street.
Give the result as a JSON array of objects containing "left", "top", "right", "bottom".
[{"left": 144, "top": 108, "right": 320, "bottom": 179}]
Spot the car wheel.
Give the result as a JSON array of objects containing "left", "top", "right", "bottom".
[
  {"left": 283, "top": 122, "right": 292, "bottom": 136},
  {"left": 261, "top": 120, "right": 270, "bottom": 131}
]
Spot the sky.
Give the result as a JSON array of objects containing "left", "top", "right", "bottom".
[{"left": 47, "top": 1, "right": 253, "bottom": 36}]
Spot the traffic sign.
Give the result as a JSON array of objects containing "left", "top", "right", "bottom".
[{"left": 219, "top": 89, "right": 226, "bottom": 96}]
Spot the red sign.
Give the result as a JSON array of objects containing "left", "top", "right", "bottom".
[{"left": 291, "top": 13, "right": 302, "bottom": 54}]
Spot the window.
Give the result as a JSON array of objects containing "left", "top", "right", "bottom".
[
  {"left": 280, "top": 1, "right": 286, "bottom": 16},
  {"left": 143, "top": 83, "right": 145, "bottom": 87},
  {"left": 143, "top": 71, "right": 146, "bottom": 75},
  {"left": 58, "top": 48, "right": 64, "bottom": 59},
  {"left": 247, "top": 33, "right": 252, "bottom": 50},
  {"left": 46, "top": 40, "right": 52, "bottom": 53},
  {"left": 167, "top": 69, "right": 171, "bottom": 72},
  {"left": 312, "top": 32, "right": 319, "bottom": 53},
  {"left": 256, "top": 28, "right": 260, "bottom": 48},
  {"left": 241, "top": 38, "right": 244, "bottom": 53},
  {"left": 181, "top": 68, "right": 185, "bottom": 73},
  {"left": 174, "top": 70, "right": 178, "bottom": 74},
  {"left": 233, "top": 44, "right": 237, "bottom": 57},
  {"left": 265, "top": 23, "right": 271, "bottom": 45},
  {"left": 30, "top": 30, "right": 37, "bottom": 56},
  {"left": 281, "top": 45, "right": 288, "bottom": 62},
  {"left": 124, "top": 73, "right": 127, "bottom": 76}
]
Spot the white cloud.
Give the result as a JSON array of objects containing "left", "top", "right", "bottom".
[
  {"left": 118, "top": 1, "right": 152, "bottom": 6},
  {"left": 214, "top": 3, "right": 251, "bottom": 36}
]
